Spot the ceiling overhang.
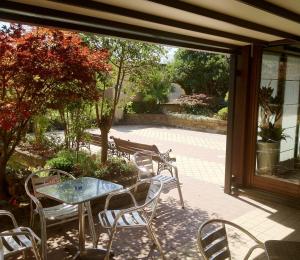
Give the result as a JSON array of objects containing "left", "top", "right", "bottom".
[{"left": 1, "top": 0, "right": 300, "bottom": 54}]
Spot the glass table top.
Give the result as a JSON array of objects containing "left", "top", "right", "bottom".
[{"left": 36, "top": 177, "right": 123, "bottom": 205}]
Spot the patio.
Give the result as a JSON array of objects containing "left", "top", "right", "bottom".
[
  {"left": 2, "top": 0, "right": 300, "bottom": 257},
  {"left": 43, "top": 172, "right": 300, "bottom": 259},
  {"left": 40, "top": 126, "right": 300, "bottom": 259}
]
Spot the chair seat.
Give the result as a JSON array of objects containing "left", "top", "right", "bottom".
[
  {"left": 42, "top": 203, "right": 78, "bottom": 221},
  {"left": 152, "top": 174, "right": 178, "bottom": 191},
  {"left": 152, "top": 174, "right": 177, "bottom": 184},
  {"left": 1, "top": 228, "right": 39, "bottom": 257},
  {"left": 99, "top": 210, "right": 146, "bottom": 228}
]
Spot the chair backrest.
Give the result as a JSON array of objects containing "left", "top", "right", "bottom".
[
  {"left": 198, "top": 219, "right": 263, "bottom": 260},
  {"left": 198, "top": 219, "right": 230, "bottom": 260},
  {"left": 141, "top": 179, "right": 162, "bottom": 222},
  {"left": 25, "top": 169, "right": 75, "bottom": 199},
  {"left": 133, "top": 152, "right": 155, "bottom": 180}
]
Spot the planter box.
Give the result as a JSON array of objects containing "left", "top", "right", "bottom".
[{"left": 121, "top": 113, "right": 227, "bottom": 134}]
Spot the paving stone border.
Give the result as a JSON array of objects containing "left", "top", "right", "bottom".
[{"left": 121, "top": 113, "right": 227, "bottom": 134}]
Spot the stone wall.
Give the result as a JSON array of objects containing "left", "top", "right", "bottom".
[{"left": 121, "top": 114, "right": 227, "bottom": 134}]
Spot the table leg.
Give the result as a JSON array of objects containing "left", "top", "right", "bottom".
[
  {"left": 78, "top": 203, "right": 85, "bottom": 254},
  {"left": 75, "top": 202, "right": 112, "bottom": 260}
]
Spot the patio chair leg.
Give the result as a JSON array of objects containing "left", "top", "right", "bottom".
[
  {"left": 105, "top": 229, "right": 116, "bottom": 260},
  {"left": 29, "top": 203, "right": 35, "bottom": 228},
  {"left": 176, "top": 181, "right": 184, "bottom": 209},
  {"left": 40, "top": 218, "right": 48, "bottom": 260},
  {"left": 85, "top": 202, "right": 97, "bottom": 248},
  {"left": 30, "top": 214, "right": 35, "bottom": 229},
  {"left": 146, "top": 225, "right": 165, "bottom": 260},
  {"left": 31, "top": 235, "right": 42, "bottom": 260}
]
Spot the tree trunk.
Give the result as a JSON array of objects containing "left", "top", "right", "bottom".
[
  {"left": 59, "top": 109, "right": 69, "bottom": 149},
  {"left": 0, "top": 156, "right": 9, "bottom": 199},
  {"left": 100, "top": 126, "right": 109, "bottom": 164},
  {"left": 33, "top": 117, "right": 42, "bottom": 146}
]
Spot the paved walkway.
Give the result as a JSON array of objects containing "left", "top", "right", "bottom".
[{"left": 90, "top": 125, "right": 226, "bottom": 186}]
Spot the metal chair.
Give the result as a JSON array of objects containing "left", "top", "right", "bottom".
[
  {"left": 133, "top": 151, "right": 184, "bottom": 208},
  {"left": 0, "top": 210, "right": 41, "bottom": 260},
  {"left": 98, "top": 179, "right": 165, "bottom": 259},
  {"left": 197, "top": 219, "right": 265, "bottom": 260},
  {"left": 25, "top": 169, "right": 96, "bottom": 260}
]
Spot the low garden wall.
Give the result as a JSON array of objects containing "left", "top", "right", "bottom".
[{"left": 121, "top": 113, "right": 227, "bottom": 134}]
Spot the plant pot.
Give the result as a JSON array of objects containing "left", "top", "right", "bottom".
[{"left": 257, "top": 141, "right": 280, "bottom": 175}]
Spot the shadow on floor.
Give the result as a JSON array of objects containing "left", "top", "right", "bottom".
[{"left": 45, "top": 197, "right": 209, "bottom": 259}]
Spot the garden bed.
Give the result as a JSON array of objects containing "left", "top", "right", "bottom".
[{"left": 122, "top": 113, "right": 227, "bottom": 134}]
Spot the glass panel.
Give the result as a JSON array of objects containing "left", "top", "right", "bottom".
[
  {"left": 36, "top": 177, "right": 123, "bottom": 204},
  {"left": 256, "top": 53, "right": 300, "bottom": 185}
]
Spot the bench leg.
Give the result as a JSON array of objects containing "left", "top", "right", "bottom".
[{"left": 177, "top": 180, "right": 184, "bottom": 209}]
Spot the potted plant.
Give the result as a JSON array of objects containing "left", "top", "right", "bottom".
[{"left": 257, "top": 82, "right": 287, "bottom": 174}]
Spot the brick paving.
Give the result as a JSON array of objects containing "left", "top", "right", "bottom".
[
  {"left": 90, "top": 125, "right": 226, "bottom": 186},
  {"left": 42, "top": 125, "right": 300, "bottom": 259}
]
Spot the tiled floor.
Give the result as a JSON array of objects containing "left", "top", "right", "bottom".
[
  {"left": 46, "top": 176, "right": 300, "bottom": 259},
  {"left": 43, "top": 126, "right": 300, "bottom": 259}
]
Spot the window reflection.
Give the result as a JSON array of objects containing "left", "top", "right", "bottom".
[{"left": 256, "top": 52, "right": 300, "bottom": 185}]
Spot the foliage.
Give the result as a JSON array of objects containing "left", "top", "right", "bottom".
[
  {"left": 59, "top": 102, "right": 95, "bottom": 150},
  {"left": 94, "top": 157, "right": 137, "bottom": 179},
  {"left": 258, "top": 82, "right": 283, "bottom": 128},
  {"left": 176, "top": 94, "right": 220, "bottom": 116},
  {"left": 0, "top": 24, "right": 110, "bottom": 196},
  {"left": 46, "top": 150, "right": 99, "bottom": 176},
  {"left": 83, "top": 35, "right": 166, "bottom": 163},
  {"left": 125, "top": 99, "right": 161, "bottom": 114},
  {"left": 258, "top": 81, "right": 286, "bottom": 142},
  {"left": 170, "top": 49, "right": 230, "bottom": 96},
  {"left": 19, "top": 133, "right": 63, "bottom": 159},
  {"left": 216, "top": 107, "right": 228, "bottom": 120},
  {"left": 32, "top": 114, "right": 50, "bottom": 146},
  {"left": 258, "top": 123, "right": 287, "bottom": 142},
  {"left": 139, "top": 66, "right": 172, "bottom": 104}
]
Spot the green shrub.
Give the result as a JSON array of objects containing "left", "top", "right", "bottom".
[
  {"left": 125, "top": 99, "right": 161, "bottom": 114},
  {"left": 94, "top": 157, "right": 137, "bottom": 179},
  {"left": 182, "top": 104, "right": 214, "bottom": 117},
  {"left": 46, "top": 150, "right": 75, "bottom": 172},
  {"left": 45, "top": 150, "right": 99, "bottom": 176},
  {"left": 216, "top": 107, "right": 228, "bottom": 120}
]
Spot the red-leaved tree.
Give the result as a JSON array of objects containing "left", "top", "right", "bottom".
[{"left": 0, "top": 24, "right": 110, "bottom": 197}]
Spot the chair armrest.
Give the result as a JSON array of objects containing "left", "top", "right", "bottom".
[
  {"left": 18, "top": 227, "right": 41, "bottom": 243},
  {"left": 0, "top": 228, "right": 41, "bottom": 258},
  {"left": 0, "top": 210, "right": 18, "bottom": 228},
  {"left": 0, "top": 231, "right": 32, "bottom": 237},
  {"left": 159, "top": 159, "right": 180, "bottom": 179},
  {"left": 105, "top": 187, "right": 137, "bottom": 210},
  {"left": 244, "top": 244, "right": 265, "bottom": 260},
  {"left": 104, "top": 178, "right": 154, "bottom": 210}
]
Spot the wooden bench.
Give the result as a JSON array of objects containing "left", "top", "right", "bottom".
[
  {"left": 88, "top": 133, "right": 116, "bottom": 155},
  {"left": 110, "top": 136, "right": 175, "bottom": 173},
  {"left": 89, "top": 133, "right": 102, "bottom": 146}
]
